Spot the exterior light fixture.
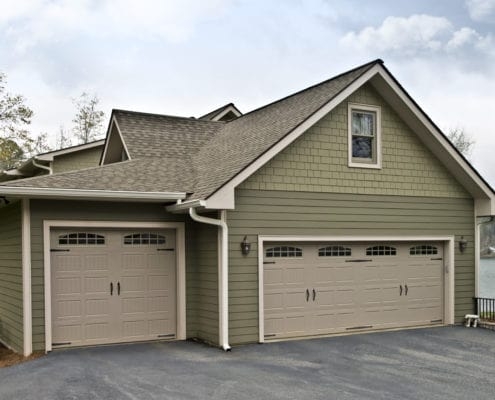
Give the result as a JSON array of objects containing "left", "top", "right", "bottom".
[
  {"left": 240, "top": 236, "right": 251, "bottom": 256},
  {"left": 459, "top": 236, "right": 467, "bottom": 253}
]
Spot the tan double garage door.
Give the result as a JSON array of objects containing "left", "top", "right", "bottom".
[
  {"left": 50, "top": 229, "right": 176, "bottom": 348},
  {"left": 264, "top": 241, "right": 444, "bottom": 340}
]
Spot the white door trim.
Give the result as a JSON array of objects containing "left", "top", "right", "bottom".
[
  {"left": 43, "top": 220, "right": 186, "bottom": 352},
  {"left": 258, "top": 235, "right": 455, "bottom": 343}
]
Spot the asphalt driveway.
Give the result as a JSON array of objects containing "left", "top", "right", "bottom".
[{"left": 1, "top": 327, "right": 494, "bottom": 400}]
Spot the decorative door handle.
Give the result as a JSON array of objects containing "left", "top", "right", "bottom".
[
  {"left": 118, "top": 282, "right": 121, "bottom": 296},
  {"left": 312, "top": 289, "right": 316, "bottom": 301},
  {"left": 306, "top": 289, "right": 310, "bottom": 302},
  {"left": 405, "top": 284, "right": 408, "bottom": 296},
  {"left": 399, "top": 285, "right": 403, "bottom": 296},
  {"left": 110, "top": 282, "right": 113, "bottom": 296}
]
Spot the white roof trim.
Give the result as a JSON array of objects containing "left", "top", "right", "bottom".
[
  {"left": 36, "top": 140, "right": 105, "bottom": 161},
  {"left": 375, "top": 69, "right": 493, "bottom": 200},
  {"left": 0, "top": 186, "right": 186, "bottom": 202},
  {"left": 101, "top": 116, "right": 132, "bottom": 165}
]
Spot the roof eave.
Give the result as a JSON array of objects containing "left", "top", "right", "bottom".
[{"left": 0, "top": 187, "right": 187, "bottom": 203}]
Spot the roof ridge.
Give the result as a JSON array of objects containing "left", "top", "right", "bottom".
[
  {"left": 112, "top": 109, "right": 225, "bottom": 123},
  {"left": 226, "top": 59, "right": 383, "bottom": 122}
]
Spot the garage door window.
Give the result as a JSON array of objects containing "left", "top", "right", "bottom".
[
  {"left": 123, "top": 233, "right": 166, "bottom": 246},
  {"left": 266, "top": 246, "right": 302, "bottom": 258},
  {"left": 409, "top": 245, "right": 438, "bottom": 255},
  {"left": 366, "top": 245, "right": 397, "bottom": 256},
  {"left": 58, "top": 233, "right": 105, "bottom": 246},
  {"left": 318, "top": 246, "right": 351, "bottom": 257}
]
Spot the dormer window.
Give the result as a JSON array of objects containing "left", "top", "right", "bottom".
[{"left": 348, "top": 103, "right": 381, "bottom": 169}]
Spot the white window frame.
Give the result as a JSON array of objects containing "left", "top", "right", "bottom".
[{"left": 348, "top": 103, "right": 382, "bottom": 169}]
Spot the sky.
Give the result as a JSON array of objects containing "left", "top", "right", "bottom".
[{"left": 0, "top": 0, "right": 494, "bottom": 187}]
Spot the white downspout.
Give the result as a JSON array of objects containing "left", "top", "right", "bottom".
[
  {"left": 32, "top": 158, "right": 53, "bottom": 174},
  {"left": 189, "top": 207, "right": 231, "bottom": 351}
]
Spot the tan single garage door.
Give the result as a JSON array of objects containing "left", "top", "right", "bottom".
[
  {"left": 264, "top": 242, "right": 443, "bottom": 340},
  {"left": 50, "top": 229, "right": 176, "bottom": 347}
]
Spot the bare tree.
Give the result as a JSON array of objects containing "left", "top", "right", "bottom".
[
  {"left": 447, "top": 127, "right": 475, "bottom": 158},
  {"left": 72, "top": 92, "right": 105, "bottom": 144},
  {"left": 56, "top": 125, "right": 72, "bottom": 149}
]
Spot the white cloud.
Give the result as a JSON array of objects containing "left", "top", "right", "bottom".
[
  {"left": 466, "top": 0, "right": 495, "bottom": 21},
  {"left": 341, "top": 14, "right": 493, "bottom": 59},
  {"left": 341, "top": 15, "right": 452, "bottom": 55},
  {"left": 1, "top": 0, "right": 230, "bottom": 53}
]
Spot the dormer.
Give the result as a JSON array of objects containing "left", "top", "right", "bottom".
[{"left": 199, "top": 103, "right": 242, "bottom": 122}]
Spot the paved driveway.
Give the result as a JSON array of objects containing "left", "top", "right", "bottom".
[{"left": 1, "top": 327, "right": 494, "bottom": 400}]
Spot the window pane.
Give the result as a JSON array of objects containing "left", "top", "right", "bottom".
[
  {"left": 352, "top": 112, "right": 374, "bottom": 136},
  {"left": 352, "top": 136, "right": 373, "bottom": 158}
]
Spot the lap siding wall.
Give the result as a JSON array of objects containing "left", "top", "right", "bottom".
[
  {"left": 0, "top": 202, "right": 23, "bottom": 353},
  {"left": 227, "top": 189, "right": 475, "bottom": 345}
]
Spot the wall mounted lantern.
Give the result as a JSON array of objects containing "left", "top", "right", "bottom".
[
  {"left": 240, "top": 236, "right": 251, "bottom": 256},
  {"left": 459, "top": 236, "right": 467, "bottom": 253}
]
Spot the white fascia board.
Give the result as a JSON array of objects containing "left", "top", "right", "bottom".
[
  {"left": 101, "top": 116, "right": 131, "bottom": 165},
  {"left": 206, "top": 65, "right": 383, "bottom": 209},
  {"left": 36, "top": 140, "right": 106, "bottom": 161},
  {"left": 0, "top": 186, "right": 186, "bottom": 202},
  {"left": 166, "top": 199, "right": 206, "bottom": 212},
  {"left": 375, "top": 68, "right": 494, "bottom": 201}
]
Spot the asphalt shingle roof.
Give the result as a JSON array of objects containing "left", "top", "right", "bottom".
[
  {"left": 2, "top": 158, "right": 196, "bottom": 193},
  {"left": 1, "top": 60, "right": 380, "bottom": 199}
]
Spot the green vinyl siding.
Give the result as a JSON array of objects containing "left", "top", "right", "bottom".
[
  {"left": 0, "top": 202, "right": 23, "bottom": 353},
  {"left": 188, "top": 216, "right": 219, "bottom": 345},
  {"left": 29, "top": 200, "right": 217, "bottom": 351},
  {"left": 52, "top": 146, "right": 103, "bottom": 174},
  {"left": 228, "top": 190, "right": 475, "bottom": 345},
  {"left": 241, "top": 83, "right": 469, "bottom": 199}
]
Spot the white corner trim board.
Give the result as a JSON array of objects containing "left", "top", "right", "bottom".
[
  {"left": 22, "top": 199, "right": 33, "bottom": 356},
  {"left": 43, "top": 220, "right": 186, "bottom": 352},
  {"left": 257, "top": 235, "right": 455, "bottom": 343}
]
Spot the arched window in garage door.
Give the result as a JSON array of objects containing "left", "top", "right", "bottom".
[
  {"left": 265, "top": 246, "right": 303, "bottom": 258},
  {"left": 58, "top": 232, "right": 105, "bottom": 246},
  {"left": 366, "top": 245, "right": 397, "bottom": 256},
  {"left": 318, "top": 245, "right": 351, "bottom": 257},
  {"left": 409, "top": 245, "right": 438, "bottom": 256}
]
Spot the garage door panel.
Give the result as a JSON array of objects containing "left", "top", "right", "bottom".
[
  {"left": 54, "top": 299, "right": 82, "bottom": 318},
  {"left": 85, "top": 299, "right": 109, "bottom": 316},
  {"left": 54, "top": 277, "right": 81, "bottom": 295},
  {"left": 122, "top": 297, "right": 146, "bottom": 314},
  {"left": 51, "top": 228, "right": 177, "bottom": 348},
  {"left": 85, "top": 323, "right": 111, "bottom": 341},
  {"left": 54, "top": 255, "right": 81, "bottom": 272},
  {"left": 264, "top": 241, "right": 444, "bottom": 340},
  {"left": 85, "top": 255, "right": 108, "bottom": 271},
  {"left": 122, "top": 253, "right": 146, "bottom": 269},
  {"left": 84, "top": 277, "right": 109, "bottom": 294}
]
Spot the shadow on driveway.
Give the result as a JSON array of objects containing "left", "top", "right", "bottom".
[{"left": 1, "top": 327, "right": 494, "bottom": 400}]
